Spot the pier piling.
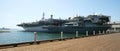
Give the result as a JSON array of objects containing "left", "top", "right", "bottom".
[
  {"left": 76, "top": 31, "right": 78, "bottom": 37},
  {"left": 61, "top": 31, "right": 63, "bottom": 39},
  {"left": 106, "top": 30, "right": 108, "bottom": 34},
  {"left": 34, "top": 32, "right": 37, "bottom": 43},
  {"left": 86, "top": 31, "right": 88, "bottom": 36},
  {"left": 93, "top": 31, "right": 95, "bottom": 35},
  {"left": 108, "top": 29, "right": 110, "bottom": 34},
  {"left": 103, "top": 31, "right": 105, "bottom": 34},
  {"left": 99, "top": 31, "right": 101, "bottom": 34}
]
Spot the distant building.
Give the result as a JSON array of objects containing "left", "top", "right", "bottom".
[{"left": 110, "top": 22, "right": 120, "bottom": 32}]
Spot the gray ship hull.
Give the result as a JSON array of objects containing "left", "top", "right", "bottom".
[{"left": 43, "top": 26, "right": 111, "bottom": 34}]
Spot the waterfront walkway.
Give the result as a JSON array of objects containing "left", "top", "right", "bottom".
[{"left": 0, "top": 33, "right": 120, "bottom": 51}]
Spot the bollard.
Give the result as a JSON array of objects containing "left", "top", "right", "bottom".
[
  {"left": 76, "top": 31, "right": 78, "bottom": 37},
  {"left": 34, "top": 32, "right": 37, "bottom": 43},
  {"left": 61, "top": 31, "right": 63, "bottom": 39},
  {"left": 99, "top": 31, "right": 101, "bottom": 34},
  {"left": 93, "top": 31, "right": 95, "bottom": 35},
  {"left": 86, "top": 31, "right": 88, "bottom": 36}
]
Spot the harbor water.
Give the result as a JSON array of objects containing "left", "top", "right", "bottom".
[{"left": 0, "top": 29, "right": 85, "bottom": 45}]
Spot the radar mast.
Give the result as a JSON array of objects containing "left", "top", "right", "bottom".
[{"left": 42, "top": 12, "right": 45, "bottom": 20}]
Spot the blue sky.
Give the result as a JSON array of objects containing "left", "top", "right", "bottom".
[{"left": 0, "top": 0, "right": 120, "bottom": 29}]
